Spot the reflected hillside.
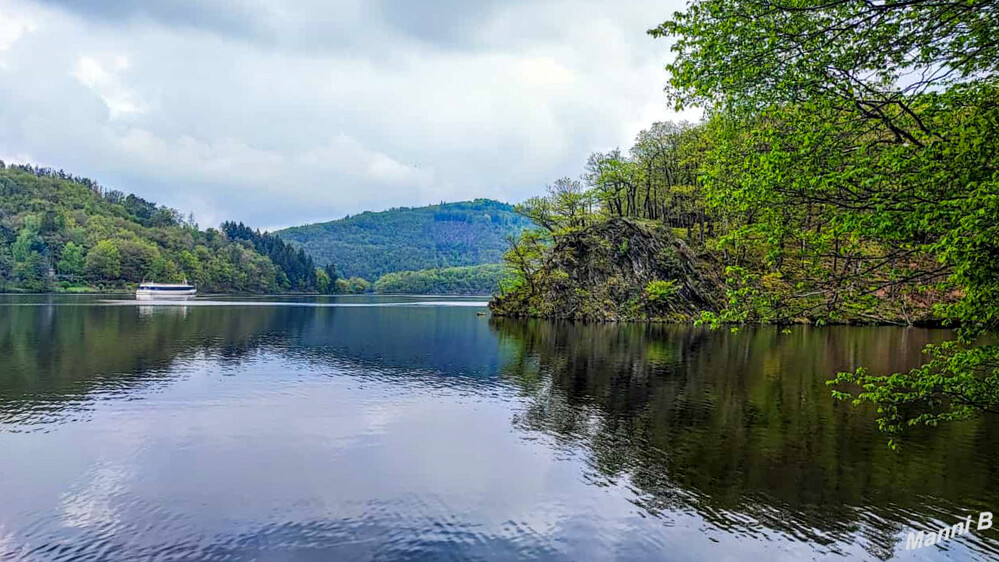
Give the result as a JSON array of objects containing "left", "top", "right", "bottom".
[
  {"left": 490, "top": 319, "right": 999, "bottom": 560},
  {"left": 0, "top": 302, "right": 281, "bottom": 426},
  {"left": 0, "top": 299, "right": 503, "bottom": 428}
]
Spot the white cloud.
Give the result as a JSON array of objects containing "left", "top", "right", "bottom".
[
  {"left": 0, "top": 6, "right": 36, "bottom": 69},
  {"left": 0, "top": 0, "right": 690, "bottom": 228},
  {"left": 0, "top": 8, "right": 35, "bottom": 51},
  {"left": 72, "top": 55, "right": 147, "bottom": 118},
  {"left": 299, "top": 134, "right": 435, "bottom": 191}
]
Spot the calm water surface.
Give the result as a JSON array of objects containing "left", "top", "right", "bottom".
[{"left": 1, "top": 294, "right": 997, "bottom": 561}]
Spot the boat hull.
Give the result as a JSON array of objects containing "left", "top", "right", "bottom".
[{"left": 135, "top": 289, "right": 197, "bottom": 300}]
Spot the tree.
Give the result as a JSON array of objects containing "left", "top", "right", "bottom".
[
  {"left": 150, "top": 256, "right": 181, "bottom": 282},
  {"left": 581, "top": 123, "right": 708, "bottom": 242},
  {"left": 516, "top": 178, "right": 592, "bottom": 234},
  {"left": 13, "top": 251, "right": 49, "bottom": 291},
  {"left": 502, "top": 231, "right": 545, "bottom": 297},
  {"left": 651, "top": 0, "right": 998, "bottom": 118},
  {"left": 335, "top": 276, "right": 371, "bottom": 294},
  {"left": 652, "top": 0, "right": 999, "bottom": 443},
  {"left": 322, "top": 264, "right": 338, "bottom": 294},
  {"left": 114, "top": 239, "right": 160, "bottom": 282},
  {"left": 346, "top": 277, "right": 371, "bottom": 294},
  {"left": 177, "top": 250, "right": 204, "bottom": 286},
  {"left": 315, "top": 267, "right": 332, "bottom": 294},
  {"left": 0, "top": 246, "right": 12, "bottom": 290},
  {"left": 11, "top": 215, "right": 46, "bottom": 263},
  {"left": 10, "top": 215, "right": 49, "bottom": 288},
  {"left": 221, "top": 220, "right": 320, "bottom": 291},
  {"left": 585, "top": 149, "right": 636, "bottom": 218},
  {"left": 85, "top": 240, "right": 121, "bottom": 280},
  {"left": 57, "top": 242, "right": 86, "bottom": 276}
]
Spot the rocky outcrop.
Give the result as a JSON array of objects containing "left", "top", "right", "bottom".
[{"left": 489, "top": 218, "right": 725, "bottom": 321}]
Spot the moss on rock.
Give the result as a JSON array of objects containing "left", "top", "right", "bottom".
[{"left": 490, "top": 218, "right": 724, "bottom": 321}]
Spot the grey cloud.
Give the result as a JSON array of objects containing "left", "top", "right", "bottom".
[
  {"left": 0, "top": 0, "right": 692, "bottom": 230},
  {"left": 373, "top": 0, "right": 516, "bottom": 48},
  {"left": 33, "top": 0, "right": 273, "bottom": 40},
  {"left": 32, "top": 0, "right": 398, "bottom": 55}
]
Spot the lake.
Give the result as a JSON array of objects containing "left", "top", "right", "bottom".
[{"left": 1, "top": 295, "right": 997, "bottom": 561}]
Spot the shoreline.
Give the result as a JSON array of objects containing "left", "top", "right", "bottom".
[
  {"left": 0, "top": 291, "right": 493, "bottom": 298},
  {"left": 488, "top": 310, "right": 954, "bottom": 328}
]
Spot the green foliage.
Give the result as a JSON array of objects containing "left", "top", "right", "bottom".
[
  {"left": 584, "top": 121, "right": 706, "bottom": 239},
  {"left": 500, "top": 229, "right": 546, "bottom": 299},
  {"left": 650, "top": 0, "right": 997, "bottom": 116},
  {"left": 85, "top": 240, "right": 121, "bottom": 280},
  {"left": 7, "top": 213, "right": 50, "bottom": 290},
  {"left": 57, "top": 242, "right": 85, "bottom": 275},
  {"left": 13, "top": 251, "right": 50, "bottom": 291},
  {"left": 374, "top": 264, "right": 510, "bottom": 295},
  {"left": 650, "top": 0, "right": 999, "bottom": 440},
  {"left": 275, "top": 199, "right": 532, "bottom": 280},
  {"left": 114, "top": 239, "right": 161, "bottom": 282},
  {"left": 0, "top": 247, "right": 12, "bottom": 290},
  {"left": 221, "top": 221, "right": 321, "bottom": 291},
  {"left": 517, "top": 178, "right": 593, "bottom": 234},
  {"left": 643, "top": 279, "right": 682, "bottom": 317},
  {"left": 0, "top": 164, "right": 327, "bottom": 294},
  {"left": 830, "top": 343, "right": 999, "bottom": 449},
  {"left": 315, "top": 267, "right": 332, "bottom": 294},
  {"left": 11, "top": 217, "right": 45, "bottom": 262},
  {"left": 644, "top": 279, "right": 679, "bottom": 303},
  {"left": 335, "top": 277, "right": 371, "bottom": 294},
  {"left": 708, "top": 266, "right": 796, "bottom": 325}
]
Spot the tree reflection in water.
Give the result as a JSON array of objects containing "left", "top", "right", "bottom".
[{"left": 490, "top": 318, "right": 999, "bottom": 560}]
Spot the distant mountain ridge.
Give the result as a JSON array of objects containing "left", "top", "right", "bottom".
[{"left": 274, "top": 199, "right": 532, "bottom": 280}]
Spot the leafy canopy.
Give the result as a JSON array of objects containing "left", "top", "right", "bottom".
[{"left": 652, "top": 0, "right": 999, "bottom": 443}]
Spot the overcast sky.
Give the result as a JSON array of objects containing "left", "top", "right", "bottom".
[{"left": 0, "top": 0, "right": 694, "bottom": 230}]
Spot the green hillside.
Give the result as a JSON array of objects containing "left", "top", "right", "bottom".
[
  {"left": 374, "top": 263, "right": 511, "bottom": 295},
  {"left": 0, "top": 163, "right": 339, "bottom": 294},
  {"left": 275, "top": 199, "right": 532, "bottom": 280}
]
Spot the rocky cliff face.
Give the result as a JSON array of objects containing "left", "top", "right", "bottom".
[{"left": 489, "top": 218, "right": 725, "bottom": 321}]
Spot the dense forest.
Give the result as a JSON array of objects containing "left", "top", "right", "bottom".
[
  {"left": 276, "top": 199, "right": 532, "bottom": 280},
  {"left": 373, "top": 264, "right": 509, "bottom": 295},
  {"left": 493, "top": 0, "right": 998, "bottom": 441},
  {"left": 0, "top": 164, "right": 365, "bottom": 294},
  {"left": 218, "top": 221, "right": 369, "bottom": 294}
]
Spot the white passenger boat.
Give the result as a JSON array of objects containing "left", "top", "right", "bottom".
[{"left": 135, "top": 281, "right": 197, "bottom": 300}]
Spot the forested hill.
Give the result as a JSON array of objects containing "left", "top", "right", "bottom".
[
  {"left": 274, "top": 199, "right": 532, "bottom": 280},
  {"left": 0, "top": 163, "right": 344, "bottom": 294}
]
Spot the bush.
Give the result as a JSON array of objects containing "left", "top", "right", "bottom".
[{"left": 644, "top": 279, "right": 679, "bottom": 303}]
